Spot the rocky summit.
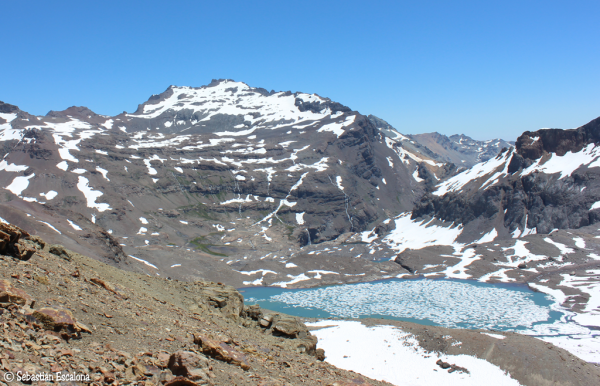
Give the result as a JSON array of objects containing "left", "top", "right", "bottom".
[{"left": 2, "top": 80, "right": 600, "bottom": 384}]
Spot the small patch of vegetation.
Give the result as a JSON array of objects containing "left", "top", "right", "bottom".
[
  {"left": 285, "top": 224, "right": 295, "bottom": 240},
  {"left": 212, "top": 190, "right": 226, "bottom": 201},
  {"left": 179, "top": 202, "right": 215, "bottom": 220},
  {"left": 190, "top": 236, "right": 228, "bottom": 257},
  {"left": 175, "top": 176, "right": 191, "bottom": 186}
]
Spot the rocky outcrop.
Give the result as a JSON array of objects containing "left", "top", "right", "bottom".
[
  {"left": 517, "top": 116, "right": 600, "bottom": 159},
  {"left": 0, "top": 223, "right": 37, "bottom": 261},
  {"left": 411, "top": 115, "right": 600, "bottom": 237},
  {"left": 197, "top": 283, "right": 245, "bottom": 319},
  {"left": 0, "top": 101, "right": 19, "bottom": 114},
  {"left": 258, "top": 312, "right": 320, "bottom": 357}
]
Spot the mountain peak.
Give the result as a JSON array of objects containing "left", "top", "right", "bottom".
[
  {"left": 0, "top": 101, "right": 20, "bottom": 114},
  {"left": 46, "top": 106, "right": 99, "bottom": 119}
]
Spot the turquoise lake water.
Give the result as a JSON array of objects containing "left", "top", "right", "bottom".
[{"left": 239, "top": 278, "right": 563, "bottom": 331}]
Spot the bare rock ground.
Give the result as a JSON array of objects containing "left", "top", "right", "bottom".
[{"left": 0, "top": 224, "right": 392, "bottom": 386}]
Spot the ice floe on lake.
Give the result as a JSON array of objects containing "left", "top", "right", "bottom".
[{"left": 246, "top": 279, "right": 552, "bottom": 331}]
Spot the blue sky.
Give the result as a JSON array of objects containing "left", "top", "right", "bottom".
[{"left": 1, "top": 0, "right": 598, "bottom": 140}]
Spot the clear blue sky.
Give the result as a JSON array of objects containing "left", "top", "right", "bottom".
[{"left": 1, "top": 1, "right": 599, "bottom": 141}]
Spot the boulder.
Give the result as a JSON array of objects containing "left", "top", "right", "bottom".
[
  {"left": 13, "top": 240, "right": 36, "bottom": 260},
  {"left": 32, "top": 306, "right": 81, "bottom": 338},
  {"left": 0, "top": 223, "right": 27, "bottom": 245},
  {"left": 193, "top": 334, "right": 250, "bottom": 370},
  {"left": 168, "top": 350, "right": 209, "bottom": 381},
  {"left": 294, "top": 335, "right": 318, "bottom": 356},
  {"left": 48, "top": 244, "right": 71, "bottom": 261},
  {"left": 156, "top": 352, "right": 171, "bottom": 368},
  {"left": 89, "top": 277, "right": 127, "bottom": 298},
  {"left": 0, "top": 279, "right": 32, "bottom": 306},
  {"left": 271, "top": 314, "right": 309, "bottom": 339},
  {"left": 197, "top": 283, "right": 244, "bottom": 319},
  {"left": 259, "top": 314, "right": 274, "bottom": 328},
  {"left": 24, "top": 235, "right": 45, "bottom": 250},
  {"left": 259, "top": 313, "right": 320, "bottom": 357},
  {"left": 315, "top": 348, "right": 326, "bottom": 361},
  {"left": 244, "top": 304, "right": 262, "bottom": 320}
]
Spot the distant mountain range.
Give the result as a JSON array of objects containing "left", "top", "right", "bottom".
[{"left": 368, "top": 115, "right": 515, "bottom": 168}]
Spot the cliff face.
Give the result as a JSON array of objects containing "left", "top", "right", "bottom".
[{"left": 516, "top": 116, "right": 600, "bottom": 159}]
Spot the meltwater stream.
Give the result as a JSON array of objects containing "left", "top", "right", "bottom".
[{"left": 240, "top": 278, "right": 562, "bottom": 331}]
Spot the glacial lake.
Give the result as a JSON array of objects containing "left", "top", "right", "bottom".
[{"left": 239, "top": 278, "right": 563, "bottom": 332}]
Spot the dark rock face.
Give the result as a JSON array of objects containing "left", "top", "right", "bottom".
[
  {"left": 0, "top": 101, "right": 19, "bottom": 114},
  {"left": 412, "top": 115, "right": 600, "bottom": 237},
  {"left": 516, "top": 116, "right": 600, "bottom": 158},
  {"left": 294, "top": 96, "right": 351, "bottom": 114}
]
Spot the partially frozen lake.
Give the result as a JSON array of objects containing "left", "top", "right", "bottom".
[{"left": 241, "top": 278, "right": 561, "bottom": 331}]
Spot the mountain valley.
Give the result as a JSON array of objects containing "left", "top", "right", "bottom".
[{"left": 2, "top": 79, "right": 600, "bottom": 385}]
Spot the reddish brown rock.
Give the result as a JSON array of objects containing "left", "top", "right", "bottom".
[
  {"left": 89, "top": 277, "right": 127, "bottom": 298},
  {"left": 156, "top": 352, "right": 171, "bottom": 368},
  {"left": 0, "top": 279, "right": 32, "bottom": 306},
  {"left": 76, "top": 321, "right": 92, "bottom": 334},
  {"left": 315, "top": 348, "right": 326, "bottom": 361},
  {"left": 168, "top": 350, "right": 209, "bottom": 379},
  {"left": 0, "top": 223, "right": 35, "bottom": 260},
  {"left": 32, "top": 306, "right": 81, "bottom": 338},
  {"left": 13, "top": 240, "right": 36, "bottom": 260},
  {"left": 0, "top": 223, "right": 28, "bottom": 244},
  {"left": 193, "top": 334, "right": 250, "bottom": 370}
]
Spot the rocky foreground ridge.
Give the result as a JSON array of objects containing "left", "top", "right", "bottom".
[{"left": 0, "top": 222, "right": 397, "bottom": 386}]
